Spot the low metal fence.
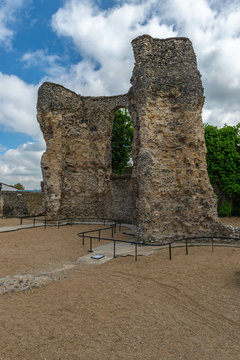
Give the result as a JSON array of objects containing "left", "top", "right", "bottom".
[
  {"left": 14, "top": 216, "right": 120, "bottom": 230},
  {"left": 1, "top": 216, "right": 239, "bottom": 262},
  {"left": 0, "top": 216, "right": 123, "bottom": 236},
  {"left": 77, "top": 232, "right": 240, "bottom": 262}
]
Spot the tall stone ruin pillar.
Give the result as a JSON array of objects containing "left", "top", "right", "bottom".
[{"left": 130, "top": 35, "right": 222, "bottom": 241}]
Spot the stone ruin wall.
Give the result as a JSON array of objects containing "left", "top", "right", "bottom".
[
  {"left": 0, "top": 192, "right": 45, "bottom": 217},
  {"left": 37, "top": 34, "right": 233, "bottom": 242},
  {"left": 37, "top": 87, "right": 135, "bottom": 223}
]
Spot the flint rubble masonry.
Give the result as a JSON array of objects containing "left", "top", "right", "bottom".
[{"left": 37, "top": 34, "right": 235, "bottom": 243}]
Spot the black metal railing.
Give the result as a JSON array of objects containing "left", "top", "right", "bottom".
[
  {"left": 77, "top": 233, "right": 140, "bottom": 261},
  {"left": 77, "top": 232, "right": 240, "bottom": 262},
  {"left": 1, "top": 216, "right": 239, "bottom": 262},
  {"left": 77, "top": 220, "right": 125, "bottom": 245},
  {"left": 0, "top": 215, "right": 122, "bottom": 231}
]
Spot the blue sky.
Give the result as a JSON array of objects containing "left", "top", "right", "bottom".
[{"left": 0, "top": 0, "right": 240, "bottom": 189}]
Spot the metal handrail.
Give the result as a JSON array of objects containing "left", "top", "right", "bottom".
[
  {"left": 77, "top": 233, "right": 240, "bottom": 262},
  {"left": 0, "top": 216, "right": 122, "bottom": 231},
  {"left": 1, "top": 216, "right": 239, "bottom": 262},
  {"left": 17, "top": 216, "right": 120, "bottom": 228}
]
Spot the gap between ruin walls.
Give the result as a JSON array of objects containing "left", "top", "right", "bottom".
[{"left": 37, "top": 34, "right": 238, "bottom": 242}]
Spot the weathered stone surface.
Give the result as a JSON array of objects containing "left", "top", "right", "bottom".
[
  {"left": 0, "top": 274, "right": 50, "bottom": 295},
  {"left": 129, "top": 35, "right": 221, "bottom": 241},
  {"left": 37, "top": 34, "right": 235, "bottom": 242},
  {"left": 110, "top": 172, "right": 135, "bottom": 223},
  {"left": 37, "top": 84, "right": 130, "bottom": 219},
  {"left": 0, "top": 196, "right": 3, "bottom": 217},
  {"left": 0, "top": 192, "right": 45, "bottom": 217}
]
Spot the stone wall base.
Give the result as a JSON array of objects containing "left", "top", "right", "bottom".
[{"left": 0, "top": 192, "right": 45, "bottom": 217}]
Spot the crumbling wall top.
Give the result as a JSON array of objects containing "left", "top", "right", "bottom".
[{"left": 131, "top": 35, "right": 204, "bottom": 109}]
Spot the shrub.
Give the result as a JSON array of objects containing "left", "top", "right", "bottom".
[
  {"left": 218, "top": 201, "right": 231, "bottom": 217},
  {"left": 111, "top": 109, "right": 133, "bottom": 175}
]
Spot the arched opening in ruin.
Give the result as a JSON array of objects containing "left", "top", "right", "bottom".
[{"left": 111, "top": 107, "right": 134, "bottom": 175}]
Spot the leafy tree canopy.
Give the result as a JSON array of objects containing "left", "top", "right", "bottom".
[
  {"left": 14, "top": 183, "right": 25, "bottom": 190},
  {"left": 111, "top": 108, "right": 133, "bottom": 175},
  {"left": 204, "top": 123, "right": 240, "bottom": 200}
]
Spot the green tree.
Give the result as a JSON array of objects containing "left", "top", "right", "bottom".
[
  {"left": 14, "top": 183, "right": 25, "bottom": 190},
  {"left": 111, "top": 108, "right": 134, "bottom": 175},
  {"left": 204, "top": 123, "right": 240, "bottom": 214}
]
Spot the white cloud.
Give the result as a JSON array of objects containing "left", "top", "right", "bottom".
[
  {"left": 0, "top": 134, "right": 45, "bottom": 189},
  {"left": 0, "top": 0, "right": 31, "bottom": 48},
  {"left": 48, "top": 0, "right": 240, "bottom": 126},
  {"left": 22, "top": 49, "right": 61, "bottom": 69},
  {"left": 0, "top": 72, "right": 39, "bottom": 136},
  {"left": 163, "top": 0, "right": 240, "bottom": 126},
  {"left": 51, "top": 0, "right": 176, "bottom": 95},
  {"left": 0, "top": 72, "right": 44, "bottom": 189},
  {"left": 21, "top": 49, "right": 69, "bottom": 82}
]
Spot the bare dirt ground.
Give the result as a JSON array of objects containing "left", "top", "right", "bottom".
[
  {"left": 0, "top": 218, "right": 240, "bottom": 360},
  {"left": 220, "top": 216, "right": 240, "bottom": 228},
  {"left": 0, "top": 217, "right": 26, "bottom": 228},
  {"left": 0, "top": 223, "right": 127, "bottom": 276}
]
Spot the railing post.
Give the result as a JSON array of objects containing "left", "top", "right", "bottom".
[
  {"left": 111, "top": 225, "right": 114, "bottom": 238},
  {"left": 135, "top": 243, "right": 138, "bottom": 262},
  {"left": 82, "top": 233, "right": 85, "bottom": 246},
  {"left": 185, "top": 239, "right": 188, "bottom": 255},
  {"left": 98, "top": 230, "right": 101, "bottom": 242},
  {"left": 114, "top": 220, "right": 117, "bottom": 233},
  {"left": 33, "top": 217, "right": 35, "bottom": 228},
  {"left": 113, "top": 241, "right": 116, "bottom": 258},
  {"left": 119, "top": 221, "right": 121, "bottom": 231},
  {"left": 169, "top": 243, "right": 172, "bottom": 260},
  {"left": 88, "top": 237, "right": 93, "bottom": 253},
  {"left": 44, "top": 217, "right": 47, "bottom": 229}
]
